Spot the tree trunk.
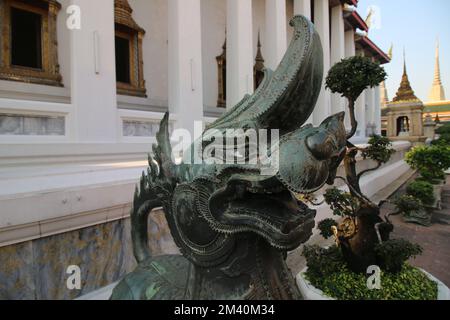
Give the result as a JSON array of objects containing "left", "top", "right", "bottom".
[{"left": 339, "top": 205, "right": 383, "bottom": 273}]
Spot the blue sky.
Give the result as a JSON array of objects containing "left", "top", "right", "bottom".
[{"left": 358, "top": 0, "right": 450, "bottom": 102}]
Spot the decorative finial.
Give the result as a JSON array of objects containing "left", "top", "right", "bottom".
[
  {"left": 402, "top": 47, "right": 408, "bottom": 78},
  {"left": 365, "top": 7, "right": 374, "bottom": 29},
  {"left": 387, "top": 43, "right": 393, "bottom": 60},
  {"left": 255, "top": 30, "right": 265, "bottom": 65}
]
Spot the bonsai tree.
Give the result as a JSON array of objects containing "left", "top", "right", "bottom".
[
  {"left": 311, "top": 56, "right": 419, "bottom": 273},
  {"left": 432, "top": 123, "right": 450, "bottom": 146},
  {"left": 405, "top": 145, "right": 450, "bottom": 183}
]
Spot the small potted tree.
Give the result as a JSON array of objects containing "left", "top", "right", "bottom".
[
  {"left": 393, "top": 138, "right": 450, "bottom": 226},
  {"left": 297, "top": 56, "right": 449, "bottom": 300}
]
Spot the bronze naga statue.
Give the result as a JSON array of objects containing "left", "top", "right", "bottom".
[{"left": 111, "top": 16, "right": 347, "bottom": 300}]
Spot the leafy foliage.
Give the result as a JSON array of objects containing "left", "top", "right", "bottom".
[
  {"left": 394, "top": 195, "right": 424, "bottom": 213},
  {"left": 432, "top": 123, "right": 450, "bottom": 146},
  {"left": 303, "top": 245, "right": 435, "bottom": 300},
  {"left": 406, "top": 180, "right": 435, "bottom": 206},
  {"left": 406, "top": 145, "right": 450, "bottom": 182},
  {"left": 324, "top": 188, "right": 359, "bottom": 217},
  {"left": 304, "top": 263, "right": 437, "bottom": 300},
  {"left": 374, "top": 239, "right": 423, "bottom": 273},
  {"left": 302, "top": 245, "right": 345, "bottom": 278},
  {"left": 325, "top": 56, "right": 387, "bottom": 102},
  {"left": 317, "top": 218, "right": 338, "bottom": 239},
  {"left": 436, "top": 123, "right": 450, "bottom": 135},
  {"left": 362, "top": 135, "right": 395, "bottom": 164}
]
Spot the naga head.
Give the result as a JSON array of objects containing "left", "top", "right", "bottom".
[
  {"left": 203, "top": 112, "right": 347, "bottom": 252},
  {"left": 131, "top": 15, "right": 348, "bottom": 269}
]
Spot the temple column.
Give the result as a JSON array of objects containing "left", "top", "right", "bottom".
[
  {"left": 226, "top": 0, "right": 254, "bottom": 109},
  {"left": 343, "top": 29, "right": 355, "bottom": 129},
  {"left": 294, "top": 0, "right": 311, "bottom": 19},
  {"left": 354, "top": 49, "right": 366, "bottom": 141},
  {"left": 265, "top": 0, "right": 287, "bottom": 70},
  {"left": 168, "top": 0, "right": 204, "bottom": 138},
  {"left": 313, "top": 0, "right": 331, "bottom": 125},
  {"left": 344, "top": 29, "right": 355, "bottom": 57},
  {"left": 70, "top": 0, "right": 118, "bottom": 142},
  {"left": 365, "top": 88, "right": 374, "bottom": 136},
  {"left": 373, "top": 86, "right": 382, "bottom": 135},
  {"left": 330, "top": 4, "right": 346, "bottom": 114},
  {"left": 354, "top": 90, "right": 366, "bottom": 140}
]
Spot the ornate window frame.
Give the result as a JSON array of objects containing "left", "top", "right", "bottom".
[
  {"left": 114, "top": 0, "right": 146, "bottom": 98},
  {"left": 0, "top": 0, "right": 62, "bottom": 87},
  {"left": 215, "top": 34, "right": 265, "bottom": 108}
]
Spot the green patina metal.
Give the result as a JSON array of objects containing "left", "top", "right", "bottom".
[{"left": 110, "top": 15, "right": 347, "bottom": 300}]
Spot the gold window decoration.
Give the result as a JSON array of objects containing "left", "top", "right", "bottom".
[
  {"left": 114, "top": 0, "right": 146, "bottom": 97},
  {"left": 216, "top": 38, "right": 226, "bottom": 108},
  {"left": 0, "top": 0, "right": 62, "bottom": 86}
]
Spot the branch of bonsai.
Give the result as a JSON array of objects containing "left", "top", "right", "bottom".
[
  {"left": 346, "top": 98, "right": 358, "bottom": 140},
  {"left": 374, "top": 223, "right": 383, "bottom": 244},
  {"left": 335, "top": 176, "right": 372, "bottom": 205},
  {"left": 356, "top": 162, "right": 382, "bottom": 185},
  {"left": 385, "top": 210, "right": 402, "bottom": 224}
]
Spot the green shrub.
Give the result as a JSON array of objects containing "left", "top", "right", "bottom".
[
  {"left": 436, "top": 123, "right": 450, "bottom": 135},
  {"left": 304, "top": 264, "right": 437, "bottom": 300},
  {"left": 325, "top": 56, "right": 386, "bottom": 102},
  {"left": 362, "top": 135, "right": 395, "bottom": 164},
  {"left": 431, "top": 138, "right": 450, "bottom": 147},
  {"left": 317, "top": 218, "right": 338, "bottom": 239},
  {"left": 431, "top": 124, "right": 450, "bottom": 147},
  {"left": 302, "top": 245, "right": 344, "bottom": 278},
  {"left": 405, "top": 145, "right": 450, "bottom": 182},
  {"left": 323, "top": 188, "right": 359, "bottom": 217},
  {"left": 374, "top": 239, "right": 423, "bottom": 273},
  {"left": 302, "top": 243, "right": 434, "bottom": 300},
  {"left": 406, "top": 180, "right": 435, "bottom": 206},
  {"left": 394, "top": 195, "right": 424, "bottom": 213}
]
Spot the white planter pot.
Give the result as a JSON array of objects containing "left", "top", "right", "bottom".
[{"left": 296, "top": 267, "right": 450, "bottom": 300}]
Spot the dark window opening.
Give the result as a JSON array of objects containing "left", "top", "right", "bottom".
[
  {"left": 11, "top": 7, "right": 42, "bottom": 69},
  {"left": 221, "top": 62, "right": 226, "bottom": 101},
  {"left": 396, "top": 116, "right": 410, "bottom": 136},
  {"left": 115, "top": 36, "right": 131, "bottom": 84},
  {"left": 254, "top": 70, "right": 264, "bottom": 90}
]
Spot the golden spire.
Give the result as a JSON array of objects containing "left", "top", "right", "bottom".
[
  {"left": 392, "top": 50, "right": 420, "bottom": 102},
  {"left": 428, "top": 38, "right": 446, "bottom": 101}
]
